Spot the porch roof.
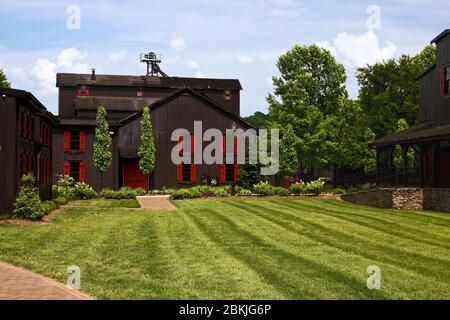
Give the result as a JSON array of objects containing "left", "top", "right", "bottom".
[{"left": 373, "top": 121, "right": 450, "bottom": 147}]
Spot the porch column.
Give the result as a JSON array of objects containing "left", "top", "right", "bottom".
[
  {"left": 431, "top": 142, "right": 437, "bottom": 188},
  {"left": 387, "top": 146, "right": 394, "bottom": 186},
  {"left": 402, "top": 145, "right": 409, "bottom": 186},
  {"left": 418, "top": 144, "right": 424, "bottom": 187},
  {"left": 376, "top": 148, "right": 381, "bottom": 187}
]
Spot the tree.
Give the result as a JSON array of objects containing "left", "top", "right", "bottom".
[
  {"left": 138, "top": 106, "right": 156, "bottom": 190},
  {"left": 243, "top": 111, "right": 270, "bottom": 129},
  {"left": 324, "top": 99, "right": 376, "bottom": 174},
  {"left": 357, "top": 45, "right": 436, "bottom": 139},
  {"left": 279, "top": 125, "right": 298, "bottom": 177},
  {"left": 268, "top": 44, "right": 348, "bottom": 170},
  {"left": 93, "top": 106, "right": 112, "bottom": 190},
  {"left": 0, "top": 69, "right": 10, "bottom": 88}
]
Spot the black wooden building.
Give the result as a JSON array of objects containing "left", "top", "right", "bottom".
[
  {"left": 373, "top": 29, "right": 450, "bottom": 188},
  {"left": 54, "top": 70, "right": 253, "bottom": 190},
  {"left": 0, "top": 88, "right": 58, "bottom": 216}
]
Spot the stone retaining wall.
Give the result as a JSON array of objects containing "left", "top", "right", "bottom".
[{"left": 342, "top": 188, "right": 450, "bottom": 213}]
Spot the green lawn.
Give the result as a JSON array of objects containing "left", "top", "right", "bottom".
[{"left": 0, "top": 198, "right": 449, "bottom": 299}]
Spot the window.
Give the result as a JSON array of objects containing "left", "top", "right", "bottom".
[
  {"left": 64, "top": 130, "right": 86, "bottom": 152},
  {"left": 77, "top": 85, "right": 89, "bottom": 96},
  {"left": 137, "top": 88, "right": 143, "bottom": 97},
  {"left": 225, "top": 164, "right": 234, "bottom": 182},
  {"left": 70, "top": 130, "right": 80, "bottom": 150},
  {"left": 182, "top": 164, "right": 191, "bottom": 182},
  {"left": 64, "top": 161, "right": 86, "bottom": 182},
  {"left": 224, "top": 90, "right": 232, "bottom": 101}
]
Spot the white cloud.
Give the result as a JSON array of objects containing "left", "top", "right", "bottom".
[
  {"left": 171, "top": 37, "right": 185, "bottom": 50},
  {"left": 28, "top": 47, "right": 90, "bottom": 97},
  {"left": 8, "top": 66, "right": 31, "bottom": 83},
  {"left": 108, "top": 50, "right": 127, "bottom": 63},
  {"left": 29, "top": 58, "right": 57, "bottom": 96},
  {"left": 330, "top": 30, "right": 397, "bottom": 68},
  {"left": 236, "top": 54, "right": 255, "bottom": 64},
  {"left": 57, "top": 47, "right": 88, "bottom": 68}
]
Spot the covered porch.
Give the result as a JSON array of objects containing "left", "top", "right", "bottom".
[{"left": 373, "top": 121, "right": 450, "bottom": 188}]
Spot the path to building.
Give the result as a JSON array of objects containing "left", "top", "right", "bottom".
[
  {"left": 0, "top": 262, "right": 91, "bottom": 300},
  {"left": 136, "top": 195, "right": 177, "bottom": 210}
]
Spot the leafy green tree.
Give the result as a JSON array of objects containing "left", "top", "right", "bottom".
[
  {"left": 324, "top": 99, "right": 376, "bottom": 173},
  {"left": 138, "top": 106, "right": 156, "bottom": 190},
  {"left": 0, "top": 69, "right": 10, "bottom": 88},
  {"left": 357, "top": 45, "right": 436, "bottom": 139},
  {"left": 93, "top": 106, "right": 112, "bottom": 189},
  {"left": 279, "top": 125, "right": 298, "bottom": 177},
  {"left": 268, "top": 44, "right": 348, "bottom": 170},
  {"left": 243, "top": 111, "right": 270, "bottom": 129}
]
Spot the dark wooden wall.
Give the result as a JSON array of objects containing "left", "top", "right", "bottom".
[
  {"left": 0, "top": 96, "right": 18, "bottom": 215},
  {"left": 118, "top": 91, "right": 249, "bottom": 189},
  {"left": 420, "top": 35, "right": 450, "bottom": 124},
  {"left": 58, "top": 85, "right": 240, "bottom": 118},
  {"left": 0, "top": 93, "right": 55, "bottom": 216},
  {"left": 52, "top": 126, "right": 119, "bottom": 191}
]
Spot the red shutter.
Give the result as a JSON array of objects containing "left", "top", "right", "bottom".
[
  {"left": 63, "top": 161, "right": 70, "bottom": 176},
  {"left": 220, "top": 164, "right": 226, "bottom": 184},
  {"left": 233, "top": 164, "right": 240, "bottom": 183},
  {"left": 190, "top": 164, "right": 197, "bottom": 184},
  {"left": 191, "top": 135, "right": 195, "bottom": 155},
  {"left": 176, "top": 164, "right": 183, "bottom": 183},
  {"left": 79, "top": 162, "right": 86, "bottom": 182},
  {"left": 85, "top": 87, "right": 90, "bottom": 96},
  {"left": 294, "top": 175, "right": 299, "bottom": 183},
  {"left": 79, "top": 131, "right": 86, "bottom": 152},
  {"left": 440, "top": 68, "right": 446, "bottom": 97},
  {"left": 77, "top": 86, "right": 82, "bottom": 96},
  {"left": 234, "top": 136, "right": 238, "bottom": 155},
  {"left": 64, "top": 130, "right": 70, "bottom": 152}
]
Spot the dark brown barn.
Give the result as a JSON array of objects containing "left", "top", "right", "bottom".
[
  {"left": 0, "top": 88, "right": 58, "bottom": 216},
  {"left": 54, "top": 68, "right": 253, "bottom": 190},
  {"left": 374, "top": 29, "right": 450, "bottom": 188}
]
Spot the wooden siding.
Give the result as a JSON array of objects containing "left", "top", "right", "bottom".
[
  {"left": 419, "top": 34, "right": 450, "bottom": 124},
  {"left": 52, "top": 126, "right": 119, "bottom": 191}
]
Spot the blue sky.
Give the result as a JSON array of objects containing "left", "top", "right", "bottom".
[{"left": 0, "top": 0, "right": 449, "bottom": 116}]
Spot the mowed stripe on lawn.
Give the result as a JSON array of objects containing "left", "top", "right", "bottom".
[{"left": 0, "top": 198, "right": 449, "bottom": 299}]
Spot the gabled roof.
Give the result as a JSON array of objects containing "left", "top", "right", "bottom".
[
  {"left": 119, "top": 87, "right": 254, "bottom": 129},
  {"left": 0, "top": 88, "right": 59, "bottom": 125},
  {"left": 431, "top": 29, "right": 450, "bottom": 44}
]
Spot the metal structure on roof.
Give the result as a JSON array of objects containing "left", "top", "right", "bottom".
[{"left": 140, "top": 52, "right": 169, "bottom": 78}]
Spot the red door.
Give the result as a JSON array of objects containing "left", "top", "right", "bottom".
[{"left": 123, "top": 161, "right": 148, "bottom": 189}]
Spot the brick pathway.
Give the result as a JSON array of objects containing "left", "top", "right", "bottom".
[
  {"left": 136, "top": 195, "right": 177, "bottom": 210},
  {"left": 0, "top": 262, "right": 91, "bottom": 300}
]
